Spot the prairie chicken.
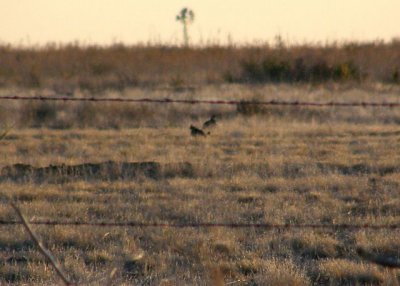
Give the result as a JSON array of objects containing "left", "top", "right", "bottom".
[
  {"left": 190, "top": 125, "right": 207, "bottom": 137},
  {"left": 202, "top": 115, "right": 217, "bottom": 129}
]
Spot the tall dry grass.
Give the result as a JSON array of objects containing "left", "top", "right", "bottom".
[
  {"left": 1, "top": 84, "right": 400, "bottom": 129},
  {"left": 1, "top": 47, "right": 400, "bottom": 284},
  {"left": 1, "top": 118, "right": 400, "bottom": 284},
  {"left": 0, "top": 40, "right": 399, "bottom": 91}
]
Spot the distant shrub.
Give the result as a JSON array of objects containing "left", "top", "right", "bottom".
[
  {"left": 391, "top": 68, "right": 399, "bottom": 83},
  {"left": 333, "top": 62, "right": 360, "bottom": 81},
  {"left": 19, "top": 102, "right": 58, "bottom": 128},
  {"left": 236, "top": 100, "right": 266, "bottom": 115},
  {"left": 34, "top": 103, "right": 57, "bottom": 122},
  {"left": 262, "top": 59, "right": 292, "bottom": 82},
  {"left": 0, "top": 41, "right": 398, "bottom": 88},
  {"left": 238, "top": 57, "right": 361, "bottom": 83},
  {"left": 223, "top": 72, "right": 235, "bottom": 83},
  {"left": 309, "top": 60, "right": 333, "bottom": 82},
  {"left": 169, "top": 75, "right": 186, "bottom": 91},
  {"left": 89, "top": 62, "right": 113, "bottom": 76},
  {"left": 241, "top": 59, "right": 292, "bottom": 83},
  {"left": 22, "top": 67, "right": 42, "bottom": 88}
]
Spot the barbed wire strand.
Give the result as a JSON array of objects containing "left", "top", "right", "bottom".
[
  {"left": 1, "top": 95, "right": 400, "bottom": 107},
  {"left": 1, "top": 220, "right": 399, "bottom": 229}
]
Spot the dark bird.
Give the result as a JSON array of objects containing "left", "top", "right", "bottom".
[
  {"left": 190, "top": 125, "right": 207, "bottom": 137},
  {"left": 357, "top": 247, "right": 400, "bottom": 268},
  {"left": 202, "top": 115, "right": 217, "bottom": 129}
]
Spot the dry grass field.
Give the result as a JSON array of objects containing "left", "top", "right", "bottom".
[
  {"left": 1, "top": 83, "right": 400, "bottom": 285},
  {"left": 0, "top": 41, "right": 399, "bottom": 90}
]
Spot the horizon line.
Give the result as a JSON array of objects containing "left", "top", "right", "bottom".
[{"left": 1, "top": 36, "right": 400, "bottom": 49}]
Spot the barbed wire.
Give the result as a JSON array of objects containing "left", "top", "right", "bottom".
[
  {"left": 1, "top": 95, "right": 400, "bottom": 107},
  {"left": 1, "top": 220, "right": 399, "bottom": 229}
]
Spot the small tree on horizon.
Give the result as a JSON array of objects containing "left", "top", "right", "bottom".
[{"left": 176, "top": 7, "right": 195, "bottom": 47}]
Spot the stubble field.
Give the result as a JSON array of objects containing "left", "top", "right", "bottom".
[{"left": 1, "top": 84, "right": 400, "bottom": 285}]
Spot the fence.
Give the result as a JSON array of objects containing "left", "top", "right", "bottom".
[
  {"left": 1, "top": 95, "right": 400, "bottom": 107},
  {"left": 2, "top": 95, "right": 400, "bottom": 285},
  {"left": 1, "top": 219, "right": 400, "bottom": 230},
  {"left": 4, "top": 202, "right": 400, "bottom": 286}
]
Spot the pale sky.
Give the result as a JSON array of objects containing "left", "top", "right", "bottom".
[{"left": 1, "top": 0, "right": 399, "bottom": 46}]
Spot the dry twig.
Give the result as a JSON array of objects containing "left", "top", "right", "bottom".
[{"left": 10, "top": 202, "right": 75, "bottom": 286}]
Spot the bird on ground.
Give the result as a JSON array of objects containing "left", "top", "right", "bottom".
[
  {"left": 356, "top": 247, "right": 400, "bottom": 268},
  {"left": 190, "top": 125, "right": 208, "bottom": 137},
  {"left": 202, "top": 115, "right": 217, "bottom": 129}
]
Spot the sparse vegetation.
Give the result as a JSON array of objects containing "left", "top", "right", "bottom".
[
  {"left": 0, "top": 40, "right": 399, "bottom": 92},
  {"left": 237, "top": 58, "right": 361, "bottom": 83},
  {"left": 1, "top": 35, "right": 400, "bottom": 285},
  {"left": 0, "top": 84, "right": 400, "bottom": 284}
]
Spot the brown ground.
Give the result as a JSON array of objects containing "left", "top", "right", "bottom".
[{"left": 0, "top": 84, "right": 400, "bottom": 285}]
